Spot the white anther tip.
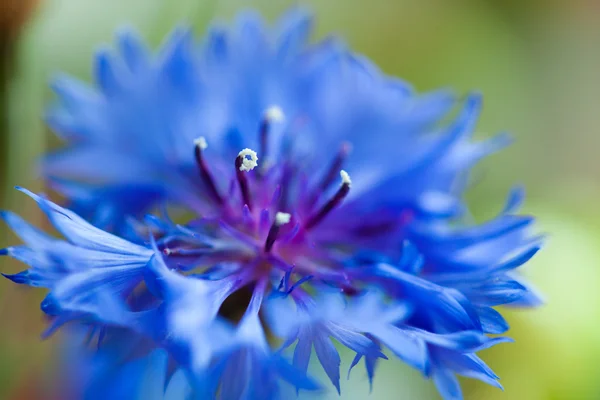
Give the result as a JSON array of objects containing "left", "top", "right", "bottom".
[
  {"left": 275, "top": 212, "right": 291, "bottom": 226},
  {"left": 194, "top": 136, "right": 208, "bottom": 150},
  {"left": 264, "top": 105, "right": 285, "bottom": 123},
  {"left": 340, "top": 170, "right": 352, "bottom": 186},
  {"left": 238, "top": 148, "right": 259, "bottom": 172}
]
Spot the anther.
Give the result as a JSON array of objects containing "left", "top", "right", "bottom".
[
  {"left": 265, "top": 105, "right": 285, "bottom": 123},
  {"left": 260, "top": 105, "right": 285, "bottom": 167},
  {"left": 304, "top": 170, "right": 351, "bottom": 230},
  {"left": 235, "top": 148, "right": 258, "bottom": 210},
  {"left": 237, "top": 148, "right": 258, "bottom": 172},
  {"left": 264, "top": 212, "right": 291, "bottom": 252},
  {"left": 275, "top": 211, "right": 291, "bottom": 225},
  {"left": 194, "top": 136, "right": 208, "bottom": 150},
  {"left": 194, "top": 137, "right": 224, "bottom": 205},
  {"left": 340, "top": 170, "right": 352, "bottom": 186}
]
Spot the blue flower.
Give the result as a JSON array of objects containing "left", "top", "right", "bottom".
[{"left": 1, "top": 8, "right": 543, "bottom": 400}]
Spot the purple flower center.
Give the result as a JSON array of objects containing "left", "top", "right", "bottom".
[{"left": 157, "top": 107, "right": 405, "bottom": 297}]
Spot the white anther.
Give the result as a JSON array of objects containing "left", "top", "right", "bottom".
[
  {"left": 264, "top": 105, "right": 285, "bottom": 123},
  {"left": 275, "top": 212, "right": 291, "bottom": 226},
  {"left": 340, "top": 170, "right": 352, "bottom": 186},
  {"left": 238, "top": 148, "right": 259, "bottom": 172},
  {"left": 194, "top": 136, "right": 208, "bottom": 150}
]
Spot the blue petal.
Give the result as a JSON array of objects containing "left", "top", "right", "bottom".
[
  {"left": 159, "top": 27, "right": 197, "bottom": 89},
  {"left": 313, "top": 334, "right": 342, "bottom": 394},
  {"left": 2, "top": 270, "right": 32, "bottom": 285},
  {"left": 467, "top": 279, "right": 528, "bottom": 306},
  {"left": 203, "top": 26, "right": 228, "bottom": 62},
  {"left": 276, "top": 7, "right": 313, "bottom": 60},
  {"left": 410, "top": 328, "right": 513, "bottom": 352},
  {"left": 415, "top": 191, "right": 465, "bottom": 219},
  {"left": 368, "top": 325, "right": 428, "bottom": 372},
  {"left": 364, "top": 351, "right": 380, "bottom": 391},
  {"left": 2, "top": 246, "right": 55, "bottom": 279},
  {"left": 292, "top": 335, "right": 312, "bottom": 375},
  {"left": 219, "top": 350, "right": 249, "bottom": 400},
  {"left": 432, "top": 367, "right": 463, "bottom": 400},
  {"left": 375, "top": 264, "right": 481, "bottom": 330},
  {"left": 1, "top": 210, "right": 58, "bottom": 250},
  {"left": 49, "top": 264, "right": 145, "bottom": 314},
  {"left": 164, "top": 370, "right": 192, "bottom": 400},
  {"left": 328, "top": 324, "right": 383, "bottom": 358},
  {"left": 115, "top": 28, "right": 149, "bottom": 73},
  {"left": 137, "top": 349, "right": 169, "bottom": 400},
  {"left": 476, "top": 307, "right": 510, "bottom": 334},
  {"left": 273, "top": 354, "right": 321, "bottom": 392},
  {"left": 504, "top": 274, "right": 545, "bottom": 307},
  {"left": 502, "top": 185, "right": 526, "bottom": 213},
  {"left": 439, "top": 350, "right": 502, "bottom": 389},
  {"left": 50, "top": 74, "right": 99, "bottom": 115},
  {"left": 16, "top": 187, "right": 152, "bottom": 255},
  {"left": 94, "top": 48, "right": 123, "bottom": 97}
]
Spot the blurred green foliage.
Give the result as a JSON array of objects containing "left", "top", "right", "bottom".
[{"left": 2, "top": 0, "right": 600, "bottom": 398}]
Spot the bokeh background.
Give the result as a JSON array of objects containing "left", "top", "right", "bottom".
[{"left": 1, "top": 0, "right": 599, "bottom": 399}]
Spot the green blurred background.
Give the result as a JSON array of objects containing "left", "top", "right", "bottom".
[{"left": 1, "top": 0, "right": 600, "bottom": 399}]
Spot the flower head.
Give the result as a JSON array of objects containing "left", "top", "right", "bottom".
[{"left": 2, "top": 8, "right": 542, "bottom": 400}]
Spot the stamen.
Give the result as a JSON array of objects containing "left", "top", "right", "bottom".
[
  {"left": 307, "top": 142, "right": 352, "bottom": 207},
  {"left": 264, "top": 212, "right": 291, "bottom": 252},
  {"left": 304, "top": 170, "right": 351, "bottom": 230},
  {"left": 194, "top": 137, "right": 224, "bottom": 205},
  {"left": 235, "top": 148, "right": 258, "bottom": 210},
  {"left": 237, "top": 148, "right": 258, "bottom": 172},
  {"left": 260, "top": 105, "right": 285, "bottom": 167}
]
